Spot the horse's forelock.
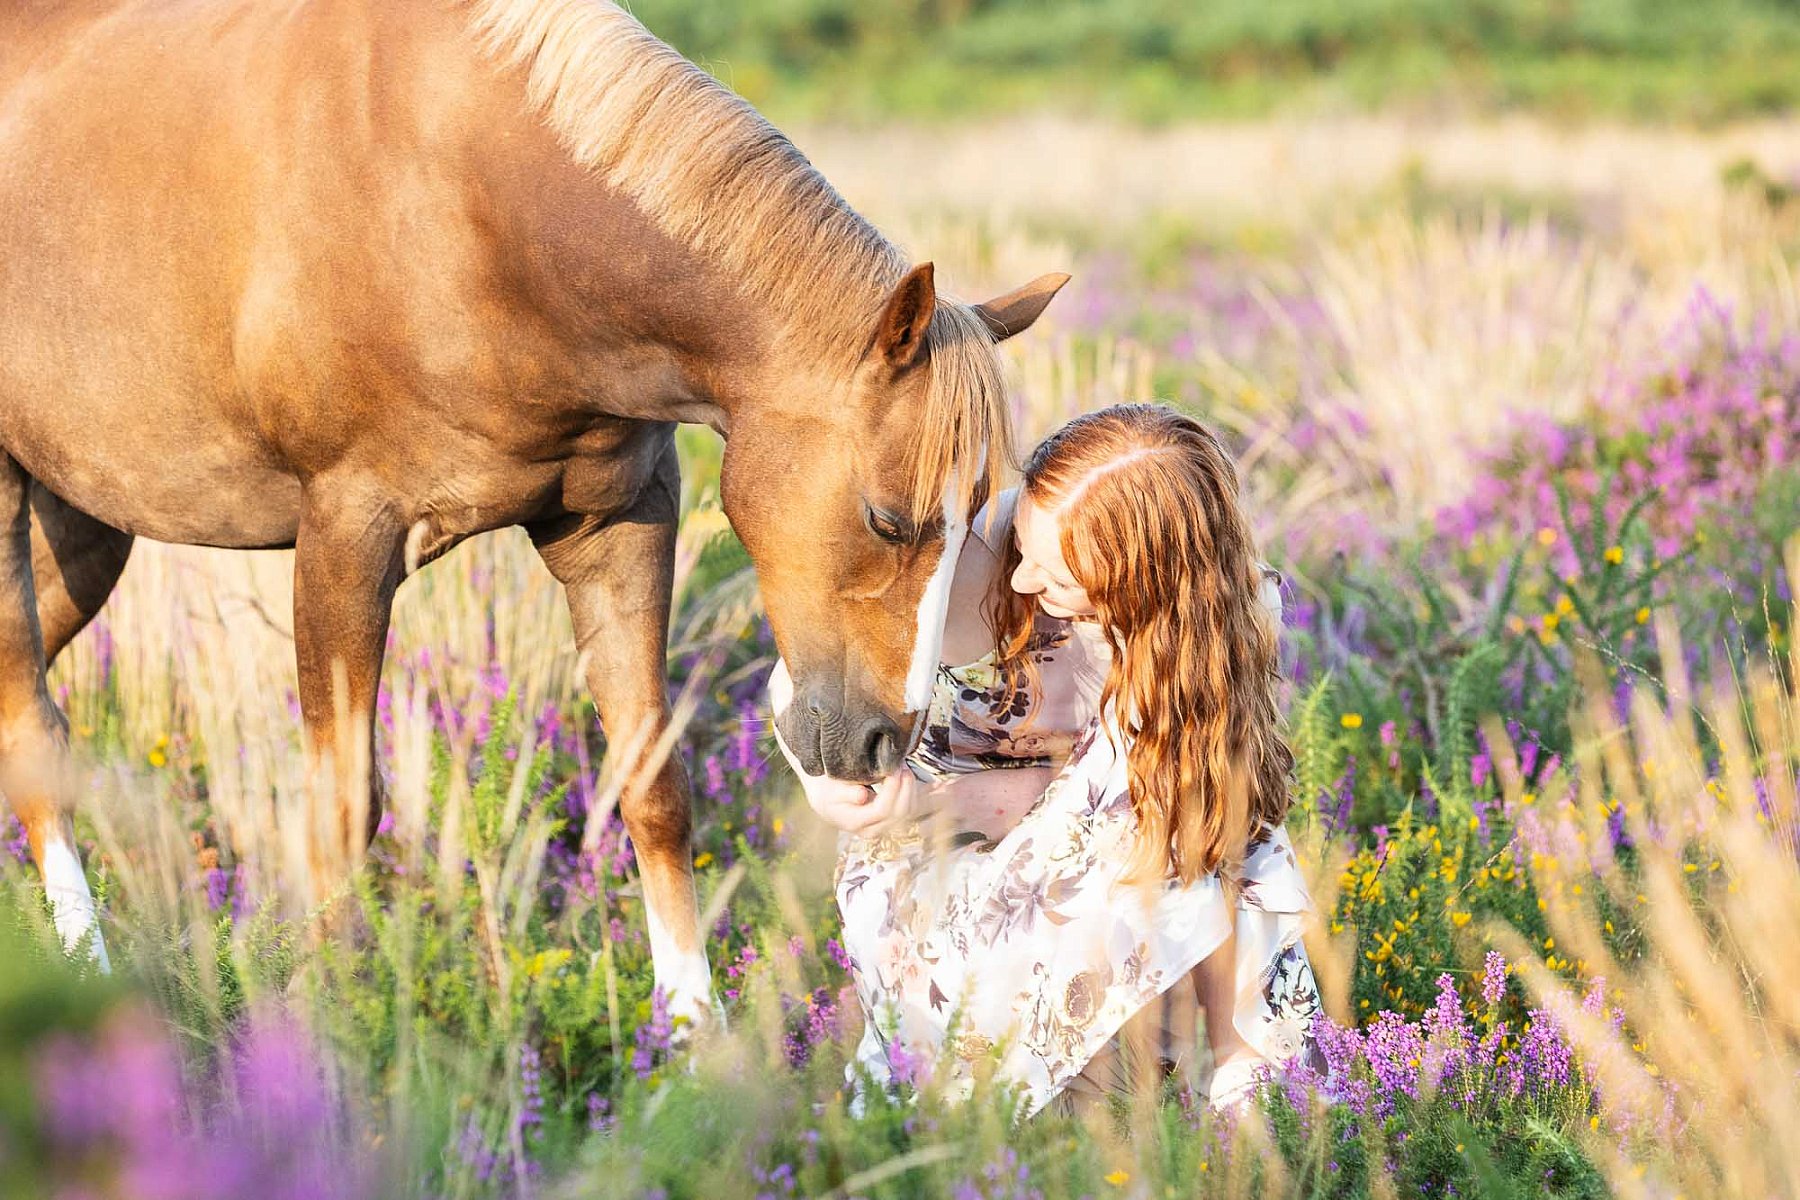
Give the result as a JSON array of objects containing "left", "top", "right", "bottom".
[{"left": 907, "top": 302, "right": 1013, "bottom": 532}]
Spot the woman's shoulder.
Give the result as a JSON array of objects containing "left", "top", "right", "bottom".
[
  {"left": 970, "top": 486, "right": 1020, "bottom": 556},
  {"left": 936, "top": 487, "right": 1019, "bottom": 666}
]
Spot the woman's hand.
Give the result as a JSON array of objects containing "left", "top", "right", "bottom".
[{"left": 806, "top": 768, "right": 924, "bottom": 837}]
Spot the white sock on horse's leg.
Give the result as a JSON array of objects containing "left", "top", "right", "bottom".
[
  {"left": 644, "top": 893, "right": 719, "bottom": 1031},
  {"left": 40, "top": 828, "right": 111, "bottom": 974}
]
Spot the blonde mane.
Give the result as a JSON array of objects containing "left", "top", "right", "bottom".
[
  {"left": 464, "top": 0, "right": 1011, "bottom": 518},
  {"left": 465, "top": 0, "right": 903, "bottom": 352},
  {"left": 911, "top": 304, "right": 1013, "bottom": 528}
]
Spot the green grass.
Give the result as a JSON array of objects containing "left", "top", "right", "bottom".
[{"left": 625, "top": 0, "right": 1800, "bottom": 123}]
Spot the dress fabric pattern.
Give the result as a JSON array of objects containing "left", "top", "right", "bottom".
[{"left": 836, "top": 623, "right": 1325, "bottom": 1115}]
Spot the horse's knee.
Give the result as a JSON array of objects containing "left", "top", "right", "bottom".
[
  {"left": 619, "top": 778, "right": 692, "bottom": 858},
  {"left": 0, "top": 699, "right": 68, "bottom": 788}
]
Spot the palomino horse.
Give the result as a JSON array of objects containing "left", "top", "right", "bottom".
[{"left": 0, "top": 0, "right": 1065, "bottom": 1018}]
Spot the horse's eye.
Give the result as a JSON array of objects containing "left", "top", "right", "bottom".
[{"left": 865, "top": 504, "right": 907, "bottom": 545}]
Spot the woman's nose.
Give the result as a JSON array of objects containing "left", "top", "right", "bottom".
[{"left": 1011, "top": 562, "right": 1038, "bottom": 594}]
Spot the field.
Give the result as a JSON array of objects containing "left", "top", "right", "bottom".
[
  {"left": 3, "top": 109, "right": 1799, "bottom": 1198},
  {"left": 626, "top": 0, "right": 1800, "bottom": 124}
]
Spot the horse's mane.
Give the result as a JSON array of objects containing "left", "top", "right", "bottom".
[
  {"left": 463, "top": 0, "right": 1009, "bottom": 521},
  {"left": 465, "top": 0, "right": 901, "bottom": 350}
]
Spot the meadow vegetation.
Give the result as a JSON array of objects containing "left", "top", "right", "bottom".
[
  {"left": 626, "top": 0, "right": 1800, "bottom": 123},
  {"left": 3, "top": 113, "right": 1799, "bottom": 1197}
]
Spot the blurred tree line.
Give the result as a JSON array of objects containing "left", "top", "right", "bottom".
[{"left": 625, "top": 0, "right": 1800, "bottom": 121}]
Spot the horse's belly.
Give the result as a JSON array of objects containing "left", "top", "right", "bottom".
[
  {"left": 69, "top": 463, "right": 303, "bottom": 550},
  {"left": 0, "top": 400, "right": 303, "bottom": 549}
]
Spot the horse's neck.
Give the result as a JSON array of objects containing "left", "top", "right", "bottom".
[{"left": 486, "top": 152, "right": 881, "bottom": 431}]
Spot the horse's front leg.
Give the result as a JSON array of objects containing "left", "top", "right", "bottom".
[
  {"left": 529, "top": 480, "right": 717, "bottom": 1030},
  {"left": 0, "top": 452, "right": 108, "bottom": 970},
  {"left": 292, "top": 482, "right": 403, "bottom": 887}
]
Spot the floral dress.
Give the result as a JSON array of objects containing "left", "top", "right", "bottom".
[{"left": 834, "top": 506, "right": 1324, "bottom": 1116}]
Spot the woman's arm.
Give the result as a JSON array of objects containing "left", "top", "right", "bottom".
[{"left": 921, "top": 762, "right": 1060, "bottom": 836}]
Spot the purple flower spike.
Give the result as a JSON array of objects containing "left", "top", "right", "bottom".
[{"left": 1481, "top": 951, "right": 1508, "bottom": 1008}]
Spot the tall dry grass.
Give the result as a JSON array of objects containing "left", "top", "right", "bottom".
[{"left": 1479, "top": 542, "right": 1800, "bottom": 1197}]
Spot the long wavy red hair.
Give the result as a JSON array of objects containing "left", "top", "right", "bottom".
[{"left": 987, "top": 404, "right": 1292, "bottom": 885}]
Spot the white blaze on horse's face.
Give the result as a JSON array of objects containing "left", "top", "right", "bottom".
[{"left": 903, "top": 467, "right": 966, "bottom": 715}]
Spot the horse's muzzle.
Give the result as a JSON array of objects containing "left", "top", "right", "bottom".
[{"left": 777, "top": 688, "right": 908, "bottom": 783}]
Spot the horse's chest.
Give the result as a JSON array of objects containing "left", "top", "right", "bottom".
[
  {"left": 559, "top": 430, "right": 669, "bottom": 517},
  {"left": 404, "top": 422, "right": 669, "bottom": 567}
]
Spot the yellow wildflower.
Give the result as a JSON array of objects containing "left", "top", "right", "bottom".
[
  {"left": 1605, "top": 545, "right": 1624, "bottom": 565},
  {"left": 524, "top": 949, "right": 571, "bottom": 978},
  {"left": 693, "top": 851, "right": 715, "bottom": 870},
  {"left": 1636, "top": 607, "right": 1650, "bottom": 624},
  {"left": 1341, "top": 712, "right": 1363, "bottom": 729},
  {"left": 1537, "top": 527, "right": 1558, "bottom": 546},
  {"left": 1451, "top": 911, "right": 1472, "bottom": 928},
  {"left": 1104, "top": 1170, "right": 1131, "bottom": 1187}
]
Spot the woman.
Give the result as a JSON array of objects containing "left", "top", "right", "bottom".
[{"left": 770, "top": 403, "right": 1322, "bottom": 1116}]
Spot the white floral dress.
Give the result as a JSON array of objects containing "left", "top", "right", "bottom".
[{"left": 835, "top": 513, "right": 1323, "bottom": 1116}]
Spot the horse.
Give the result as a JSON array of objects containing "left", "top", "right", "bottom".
[{"left": 0, "top": 0, "right": 1065, "bottom": 1020}]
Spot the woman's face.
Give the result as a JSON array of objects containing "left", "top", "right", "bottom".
[{"left": 1011, "top": 494, "right": 1098, "bottom": 620}]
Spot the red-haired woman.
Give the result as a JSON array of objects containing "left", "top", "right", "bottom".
[{"left": 771, "top": 403, "right": 1322, "bottom": 1117}]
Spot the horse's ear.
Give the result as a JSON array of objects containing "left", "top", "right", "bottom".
[
  {"left": 873, "top": 262, "right": 936, "bottom": 371},
  {"left": 973, "top": 272, "right": 1071, "bottom": 342}
]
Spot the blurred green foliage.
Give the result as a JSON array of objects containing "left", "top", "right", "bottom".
[{"left": 627, "top": 0, "right": 1800, "bottom": 122}]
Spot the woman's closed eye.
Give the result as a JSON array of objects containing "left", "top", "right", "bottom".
[{"left": 1015, "top": 542, "right": 1076, "bottom": 591}]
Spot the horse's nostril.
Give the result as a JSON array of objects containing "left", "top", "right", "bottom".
[{"left": 861, "top": 717, "right": 903, "bottom": 778}]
